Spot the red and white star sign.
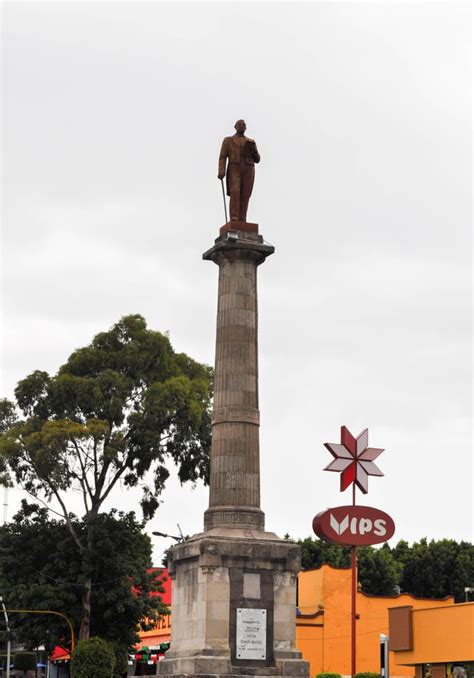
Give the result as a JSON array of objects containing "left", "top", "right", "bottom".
[{"left": 324, "top": 426, "right": 384, "bottom": 494}]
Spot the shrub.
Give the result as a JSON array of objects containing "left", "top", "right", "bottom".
[
  {"left": 110, "top": 641, "right": 129, "bottom": 678},
  {"left": 71, "top": 637, "right": 116, "bottom": 678},
  {"left": 316, "top": 674, "right": 343, "bottom": 678},
  {"left": 14, "top": 652, "right": 37, "bottom": 671},
  {"left": 355, "top": 673, "right": 380, "bottom": 678}
]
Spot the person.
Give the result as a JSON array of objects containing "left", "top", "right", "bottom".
[{"left": 218, "top": 119, "right": 260, "bottom": 222}]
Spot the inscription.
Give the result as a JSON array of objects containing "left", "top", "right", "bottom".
[{"left": 236, "top": 608, "right": 266, "bottom": 660}]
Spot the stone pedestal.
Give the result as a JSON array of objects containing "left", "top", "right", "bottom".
[{"left": 157, "top": 225, "right": 309, "bottom": 678}]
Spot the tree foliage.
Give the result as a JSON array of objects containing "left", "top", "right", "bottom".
[
  {"left": 299, "top": 537, "right": 352, "bottom": 571},
  {"left": 0, "top": 502, "right": 168, "bottom": 652},
  {"left": 297, "top": 536, "right": 474, "bottom": 600},
  {"left": 357, "top": 544, "right": 403, "bottom": 596},
  {"left": 0, "top": 315, "right": 212, "bottom": 638},
  {"left": 392, "top": 538, "right": 474, "bottom": 602}
]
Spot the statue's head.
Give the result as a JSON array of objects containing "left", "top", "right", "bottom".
[{"left": 234, "top": 119, "right": 247, "bottom": 134}]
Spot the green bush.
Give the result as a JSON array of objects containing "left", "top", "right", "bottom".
[
  {"left": 110, "top": 641, "right": 129, "bottom": 678},
  {"left": 14, "top": 652, "right": 37, "bottom": 671},
  {"left": 71, "top": 637, "right": 116, "bottom": 678},
  {"left": 316, "top": 673, "right": 343, "bottom": 678},
  {"left": 355, "top": 673, "right": 380, "bottom": 678}
]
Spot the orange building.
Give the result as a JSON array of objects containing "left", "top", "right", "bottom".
[
  {"left": 297, "top": 565, "right": 454, "bottom": 678},
  {"left": 389, "top": 601, "right": 474, "bottom": 678}
]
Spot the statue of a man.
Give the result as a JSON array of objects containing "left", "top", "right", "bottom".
[{"left": 218, "top": 119, "right": 260, "bottom": 222}]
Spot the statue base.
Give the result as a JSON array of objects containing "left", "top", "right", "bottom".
[
  {"left": 156, "top": 530, "right": 309, "bottom": 677},
  {"left": 220, "top": 221, "right": 259, "bottom": 237}
]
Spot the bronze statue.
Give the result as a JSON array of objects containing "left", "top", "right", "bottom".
[{"left": 218, "top": 120, "right": 260, "bottom": 222}]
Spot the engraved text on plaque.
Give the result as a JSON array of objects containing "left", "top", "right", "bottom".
[{"left": 236, "top": 608, "right": 266, "bottom": 660}]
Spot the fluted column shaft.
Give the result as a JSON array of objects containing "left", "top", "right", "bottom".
[{"left": 203, "top": 230, "right": 274, "bottom": 531}]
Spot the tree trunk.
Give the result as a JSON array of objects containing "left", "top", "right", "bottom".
[{"left": 78, "top": 576, "right": 92, "bottom": 640}]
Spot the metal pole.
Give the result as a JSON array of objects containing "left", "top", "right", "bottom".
[
  {"left": 220, "top": 178, "right": 228, "bottom": 223},
  {"left": 351, "top": 485, "right": 357, "bottom": 678},
  {"left": 6, "top": 610, "right": 75, "bottom": 654},
  {"left": 0, "top": 597, "right": 10, "bottom": 678},
  {"left": 351, "top": 545, "right": 357, "bottom": 678}
]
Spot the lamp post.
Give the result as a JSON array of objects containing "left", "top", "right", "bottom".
[
  {"left": 152, "top": 531, "right": 183, "bottom": 543},
  {"left": 0, "top": 596, "right": 11, "bottom": 678}
]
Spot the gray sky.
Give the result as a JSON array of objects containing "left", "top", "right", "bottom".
[{"left": 1, "top": 1, "right": 472, "bottom": 563}]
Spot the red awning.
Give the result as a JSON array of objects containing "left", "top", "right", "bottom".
[{"left": 50, "top": 646, "right": 70, "bottom": 661}]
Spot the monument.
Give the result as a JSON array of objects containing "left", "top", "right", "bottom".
[{"left": 157, "top": 122, "right": 309, "bottom": 678}]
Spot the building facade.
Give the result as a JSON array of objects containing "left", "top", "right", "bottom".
[{"left": 389, "top": 601, "right": 474, "bottom": 678}]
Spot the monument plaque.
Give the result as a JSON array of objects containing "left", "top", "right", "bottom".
[{"left": 236, "top": 608, "right": 267, "bottom": 660}]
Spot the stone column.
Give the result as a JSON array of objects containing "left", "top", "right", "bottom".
[
  {"left": 203, "top": 224, "right": 274, "bottom": 532},
  {"left": 157, "top": 223, "right": 309, "bottom": 678}
]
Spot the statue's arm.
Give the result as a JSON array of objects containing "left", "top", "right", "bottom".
[
  {"left": 218, "top": 139, "right": 228, "bottom": 179},
  {"left": 252, "top": 142, "right": 260, "bottom": 164}
]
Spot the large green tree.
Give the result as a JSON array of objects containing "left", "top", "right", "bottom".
[
  {"left": 392, "top": 538, "right": 474, "bottom": 602},
  {"left": 297, "top": 537, "right": 401, "bottom": 595},
  {"left": 0, "top": 502, "right": 167, "bottom": 651},
  {"left": 297, "top": 536, "right": 473, "bottom": 600},
  {"left": 356, "top": 544, "right": 403, "bottom": 596},
  {"left": 298, "top": 536, "right": 351, "bottom": 571},
  {"left": 0, "top": 315, "right": 212, "bottom": 639}
]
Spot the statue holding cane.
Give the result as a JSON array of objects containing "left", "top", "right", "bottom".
[{"left": 218, "top": 119, "right": 260, "bottom": 222}]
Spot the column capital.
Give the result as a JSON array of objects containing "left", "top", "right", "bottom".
[{"left": 203, "top": 228, "right": 274, "bottom": 266}]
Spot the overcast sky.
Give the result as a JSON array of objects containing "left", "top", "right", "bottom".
[{"left": 1, "top": 1, "right": 472, "bottom": 563}]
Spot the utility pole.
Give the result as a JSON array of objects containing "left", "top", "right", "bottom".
[{"left": 0, "top": 596, "right": 11, "bottom": 678}]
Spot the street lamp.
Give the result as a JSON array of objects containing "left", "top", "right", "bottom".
[
  {"left": 152, "top": 531, "right": 183, "bottom": 543},
  {"left": 0, "top": 596, "right": 11, "bottom": 678}
]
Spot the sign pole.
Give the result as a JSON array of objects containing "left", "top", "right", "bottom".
[
  {"left": 351, "top": 484, "right": 357, "bottom": 678},
  {"left": 314, "top": 426, "right": 393, "bottom": 678}
]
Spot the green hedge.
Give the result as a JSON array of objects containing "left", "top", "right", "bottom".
[
  {"left": 316, "top": 673, "right": 343, "bottom": 678},
  {"left": 14, "top": 652, "right": 37, "bottom": 671},
  {"left": 110, "top": 641, "right": 129, "bottom": 678},
  {"left": 355, "top": 673, "right": 380, "bottom": 678},
  {"left": 71, "top": 637, "right": 116, "bottom": 678}
]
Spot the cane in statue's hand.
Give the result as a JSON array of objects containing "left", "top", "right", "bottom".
[{"left": 219, "top": 177, "right": 228, "bottom": 223}]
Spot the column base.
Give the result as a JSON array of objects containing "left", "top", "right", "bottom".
[
  {"left": 157, "top": 654, "right": 309, "bottom": 677},
  {"left": 204, "top": 506, "right": 265, "bottom": 532},
  {"left": 161, "top": 533, "right": 309, "bottom": 678}
]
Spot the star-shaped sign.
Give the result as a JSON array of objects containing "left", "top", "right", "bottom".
[{"left": 324, "top": 426, "right": 384, "bottom": 494}]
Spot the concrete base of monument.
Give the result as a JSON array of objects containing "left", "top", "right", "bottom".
[
  {"left": 219, "top": 221, "right": 259, "bottom": 236},
  {"left": 156, "top": 533, "right": 310, "bottom": 677},
  {"left": 156, "top": 656, "right": 309, "bottom": 677}
]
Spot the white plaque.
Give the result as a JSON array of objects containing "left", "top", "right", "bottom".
[{"left": 236, "top": 607, "right": 266, "bottom": 660}]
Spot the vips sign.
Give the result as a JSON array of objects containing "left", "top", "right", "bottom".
[{"left": 313, "top": 505, "right": 395, "bottom": 546}]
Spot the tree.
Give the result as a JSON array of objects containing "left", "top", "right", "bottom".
[
  {"left": 356, "top": 544, "right": 402, "bottom": 596},
  {"left": 296, "top": 537, "right": 401, "bottom": 596},
  {"left": 0, "top": 315, "right": 212, "bottom": 639},
  {"left": 0, "top": 502, "right": 167, "bottom": 651},
  {"left": 297, "top": 536, "right": 474, "bottom": 601},
  {"left": 392, "top": 538, "right": 474, "bottom": 601},
  {"left": 298, "top": 537, "right": 351, "bottom": 571}
]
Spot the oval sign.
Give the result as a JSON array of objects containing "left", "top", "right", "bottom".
[{"left": 313, "top": 505, "right": 395, "bottom": 546}]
